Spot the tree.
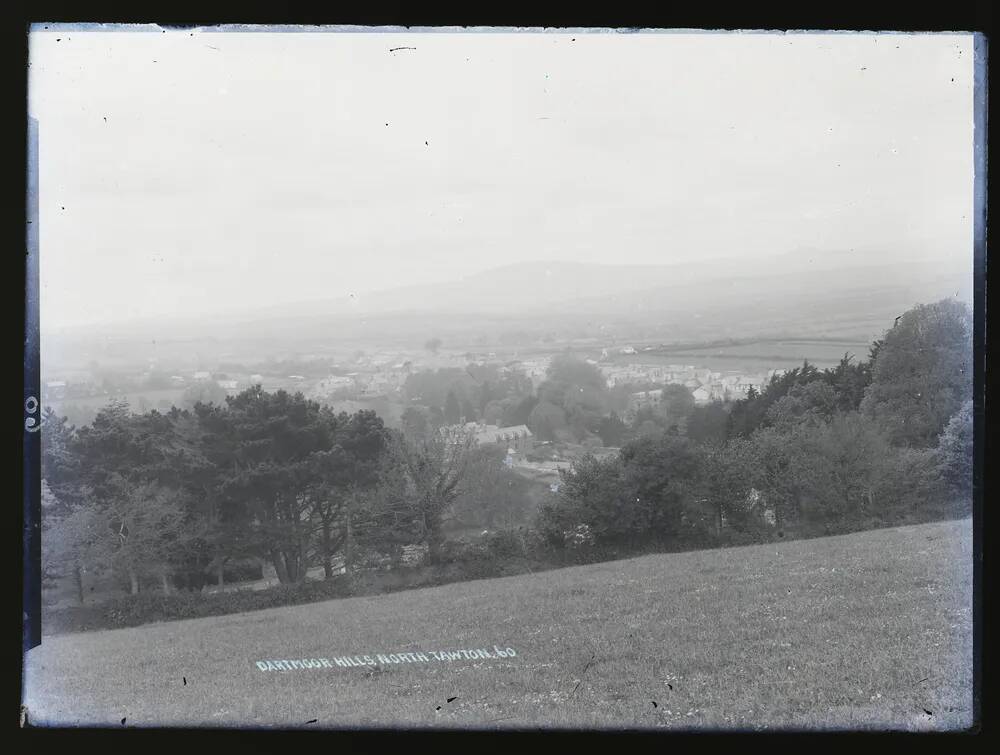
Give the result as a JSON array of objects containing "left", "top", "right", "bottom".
[
  {"left": 378, "top": 425, "right": 477, "bottom": 561},
  {"left": 727, "top": 361, "right": 825, "bottom": 438},
  {"left": 210, "top": 388, "right": 336, "bottom": 583},
  {"left": 687, "top": 401, "right": 730, "bottom": 445},
  {"left": 597, "top": 413, "right": 627, "bottom": 447},
  {"left": 936, "top": 399, "right": 974, "bottom": 503},
  {"left": 444, "top": 390, "right": 462, "bottom": 424},
  {"left": 861, "top": 299, "right": 973, "bottom": 447},
  {"left": 304, "top": 409, "right": 388, "bottom": 578},
  {"left": 425, "top": 337, "right": 443, "bottom": 354},
  {"left": 536, "top": 355, "right": 610, "bottom": 441},
  {"left": 400, "top": 406, "right": 432, "bottom": 441},
  {"left": 765, "top": 381, "right": 839, "bottom": 428},
  {"left": 698, "top": 439, "right": 757, "bottom": 537},
  {"left": 620, "top": 433, "right": 706, "bottom": 544},
  {"left": 786, "top": 413, "right": 897, "bottom": 531},
  {"left": 182, "top": 380, "right": 228, "bottom": 409},
  {"left": 528, "top": 400, "right": 568, "bottom": 442},
  {"left": 537, "top": 453, "right": 632, "bottom": 547},
  {"left": 452, "top": 445, "right": 534, "bottom": 529},
  {"left": 96, "top": 476, "right": 191, "bottom": 594},
  {"left": 660, "top": 384, "right": 696, "bottom": 433}
]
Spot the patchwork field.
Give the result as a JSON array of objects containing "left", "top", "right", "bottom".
[{"left": 22, "top": 518, "right": 974, "bottom": 731}]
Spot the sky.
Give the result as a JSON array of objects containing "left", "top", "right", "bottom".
[{"left": 28, "top": 28, "right": 976, "bottom": 330}]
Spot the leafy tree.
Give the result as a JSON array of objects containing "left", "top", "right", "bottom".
[
  {"left": 620, "top": 433, "right": 706, "bottom": 544},
  {"left": 400, "top": 406, "right": 432, "bottom": 441},
  {"left": 376, "top": 425, "right": 478, "bottom": 562},
  {"left": 208, "top": 388, "right": 335, "bottom": 583},
  {"left": 727, "top": 361, "right": 825, "bottom": 437},
  {"left": 502, "top": 395, "right": 538, "bottom": 427},
  {"left": 660, "top": 384, "right": 696, "bottom": 433},
  {"left": 535, "top": 355, "right": 611, "bottom": 441},
  {"left": 444, "top": 390, "right": 462, "bottom": 424},
  {"left": 785, "top": 413, "right": 897, "bottom": 531},
  {"left": 528, "top": 400, "right": 569, "bottom": 442},
  {"left": 597, "top": 412, "right": 628, "bottom": 447},
  {"left": 935, "top": 399, "right": 974, "bottom": 503},
  {"left": 765, "top": 381, "right": 840, "bottom": 428},
  {"left": 452, "top": 445, "right": 534, "bottom": 529},
  {"left": 182, "top": 380, "right": 228, "bottom": 409},
  {"left": 40, "top": 407, "right": 80, "bottom": 514},
  {"left": 425, "top": 337, "right": 443, "bottom": 354},
  {"left": 861, "top": 299, "right": 973, "bottom": 447},
  {"left": 826, "top": 352, "right": 875, "bottom": 411},
  {"left": 698, "top": 439, "right": 757, "bottom": 537},
  {"left": 687, "top": 401, "right": 730, "bottom": 445},
  {"left": 461, "top": 398, "right": 478, "bottom": 423},
  {"left": 304, "top": 409, "right": 388, "bottom": 578},
  {"left": 537, "top": 454, "right": 632, "bottom": 546},
  {"left": 95, "top": 475, "right": 191, "bottom": 594}
]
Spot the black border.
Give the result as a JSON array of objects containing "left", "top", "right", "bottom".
[{"left": 13, "top": 0, "right": 991, "bottom": 742}]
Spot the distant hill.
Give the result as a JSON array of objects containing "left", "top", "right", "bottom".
[{"left": 41, "top": 253, "right": 972, "bottom": 365}]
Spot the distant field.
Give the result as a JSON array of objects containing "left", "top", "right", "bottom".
[
  {"left": 23, "top": 518, "right": 973, "bottom": 731},
  {"left": 608, "top": 339, "right": 873, "bottom": 372}
]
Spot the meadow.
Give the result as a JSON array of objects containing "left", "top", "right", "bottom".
[
  {"left": 23, "top": 518, "right": 974, "bottom": 731},
  {"left": 608, "top": 338, "right": 873, "bottom": 372}
]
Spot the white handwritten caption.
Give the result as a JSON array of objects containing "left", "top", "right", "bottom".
[{"left": 256, "top": 647, "right": 517, "bottom": 672}]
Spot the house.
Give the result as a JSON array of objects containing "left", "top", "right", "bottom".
[
  {"left": 218, "top": 379, "right": 239, "bottom": 392},
  {"left": 444, "top": 422, "right": 535, "bottom": 457},
  {"left": 473, "top": 423, "right": 535, "bottom": 457},
  {"left": 193, "top": 371, "right": 211, "bottom": 381},
  {"left": 692, "top": 386, "right": 712, "bottom": 404}
]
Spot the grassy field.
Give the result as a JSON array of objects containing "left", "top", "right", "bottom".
[
  {"left": 23, "top": 518, "right": 974, "bottom": 731},
  {"left": 607, "top": 338, "right": 873, "bottom": 372}
]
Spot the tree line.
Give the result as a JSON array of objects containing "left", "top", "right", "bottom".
[
  {"left": 537, "top": 299, "right": 974, "bottom": 551},
  {"left": 40, "top": 386, "right": 521, "bottom": 600},
  {"left": 40, "top": 299, "right": 974, "bottom": 602}
]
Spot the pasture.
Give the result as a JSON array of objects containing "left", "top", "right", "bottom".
[
  {"left": 609, "top": 338, "right": 873, "bottom": 372},
  {"left": 23, "top": 518, "right": 974, "bottom": 731}
]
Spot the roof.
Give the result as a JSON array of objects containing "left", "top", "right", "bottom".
[{"left": 473, "top": 424, "right": 533, "bottom": 444}]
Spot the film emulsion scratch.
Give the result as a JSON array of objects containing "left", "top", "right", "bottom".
[{"left": 22, "top": 25, "right": 980, "bottom": 731}]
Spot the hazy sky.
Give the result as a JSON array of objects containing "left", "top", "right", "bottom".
[{"left": 29, "top": 28, "right": 975, "bottom": 330}]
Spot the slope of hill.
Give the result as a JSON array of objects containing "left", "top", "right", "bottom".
[
  {"left": 41, "top": 254, "right": 969, "bottom": 370},
  {"left": 23, "top": 518, "right": 973, "bottom": 730}
]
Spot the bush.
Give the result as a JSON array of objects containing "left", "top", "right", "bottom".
[{"left": 483, "top": 529, "right": 527, "bottom": 560}]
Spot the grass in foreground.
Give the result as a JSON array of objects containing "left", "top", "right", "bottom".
[{"left": 23, "top": 518, "right": 974, "bottom": 731}]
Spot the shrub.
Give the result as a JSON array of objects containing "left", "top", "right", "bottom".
[{"left": 484, "top": 529, "right": 527, "bottom": 559}]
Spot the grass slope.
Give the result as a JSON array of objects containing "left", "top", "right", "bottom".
[{"left": 23, "top": 518, "right": 974, "bottom": 731}]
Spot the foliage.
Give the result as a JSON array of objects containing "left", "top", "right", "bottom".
[
  {"left": 181, "top": 380, "right": 228, "bottom": 409},
  {"left": 861, "top": 299, "right": 973, "bottom": 447},
  {"left": 935, "top": 399, "right": 974, "bottom": 502},
  {"left": 533, "top": 355, "right": 611, "bottom": 442}
]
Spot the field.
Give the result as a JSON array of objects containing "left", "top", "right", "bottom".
[
  {"left": 22, "top": 518, "right": 974, "bottom": 731},
  {"left": 607, "top": 338, "right": 873, "bottom": 373}
]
